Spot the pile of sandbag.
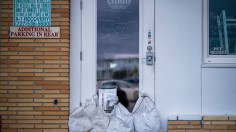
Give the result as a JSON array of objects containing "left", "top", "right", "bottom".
[{"left": 68, "top": 93, "right": 161, "bottom": 132}]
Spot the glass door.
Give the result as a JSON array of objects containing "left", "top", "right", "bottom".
[
  {"left": 80, "top": 0, "right": 155, "bottom": 111},
  {"left": 97, "top": 0, "right": 139, "bottom": 111}
]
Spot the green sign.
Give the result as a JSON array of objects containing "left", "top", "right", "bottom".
[{"left": 14, "top": 0, "right": 51, "bottom": 26}]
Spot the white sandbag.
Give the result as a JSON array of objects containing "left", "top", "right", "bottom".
[
  {"left": 106, "top": 103, "right": 134, "bottom": 132},
  {"left": 132, "top": 93, "right": 161, "bottom": 132},
  {"left": 68, "top": 107, "right": 93, "bottom": 132},
  {"left": 69, "top": 95, "right": 109, "bottom": 132},
  {"left": 89, "top": 106, "right": 110, "bottom": 132}
]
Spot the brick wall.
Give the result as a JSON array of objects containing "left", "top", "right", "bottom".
[
  {"left": 168, "top": 116, "right": 236, "bottom": 132},
  {"left": 0, "top": 0, "right": 70, "bottom": 132}
]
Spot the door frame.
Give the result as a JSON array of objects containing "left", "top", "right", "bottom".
[{"left": 70, "top": 0, "right": 155, "bottom": 112}]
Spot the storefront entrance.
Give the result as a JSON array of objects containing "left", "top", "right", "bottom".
[{"left": 70, "top": 0, "right": 155, "bottom": 112}]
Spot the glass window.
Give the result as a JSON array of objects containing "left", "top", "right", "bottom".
[
  {"left": 204, "top": 0, "right": 236, "bottom": 64},
  {"left": 97, "top": 0, "right": 139, "bottom": 85},
  {"left": 97, "top": 0, "right": 139, "bottom": 111}
]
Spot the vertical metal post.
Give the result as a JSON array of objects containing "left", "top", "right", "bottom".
[
  {"left": 222, "top": 10, "right": 229, "bottom": 54},
  {"left": 217, "top": 16, "right": 224, "bottom": 48}
]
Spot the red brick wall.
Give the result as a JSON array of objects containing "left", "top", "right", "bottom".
[
  {"left": 0, "top": 0, "right": 70, "bottom": 132},
  {"left": 168, "top": 116, "right": 236, "bottom": 132}
]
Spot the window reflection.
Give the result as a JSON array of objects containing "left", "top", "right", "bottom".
[
  {"left": 209, "top": 0, "right": 236, "bottom": 55},
  {"left": 97, "top": 0, "right": 139, "bottom": 111}
]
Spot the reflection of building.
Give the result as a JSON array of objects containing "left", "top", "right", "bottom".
[
  {"left": 213, "top": 10, "right": 236, "bottom": 55},
  {"left": 97, "top": 54, "right": 139, "bottom": 80}
]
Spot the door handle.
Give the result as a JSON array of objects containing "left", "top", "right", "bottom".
[{"left": 146, "top": 51, "right": 153, "bottom": 65}]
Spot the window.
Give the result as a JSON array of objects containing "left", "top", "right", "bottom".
[{"left": 203, "top": 0, "right": 236, "bottom": 64}]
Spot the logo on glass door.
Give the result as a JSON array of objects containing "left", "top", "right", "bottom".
[{"left": 107, "top": 0, "right": 131, "bottom": 9}]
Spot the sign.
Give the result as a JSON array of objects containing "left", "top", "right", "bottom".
[
  {"left": 99, "top": 86, "right": 117, "bottom": 113},
  {"left": 107, "top": 0, "right": 131, "bottom": 9},
  {"left": 10, "top": 27, "right": 60, "bottom": 38},
  {"left": 14, "top": 0, "right": 51, "bottom": 26}
]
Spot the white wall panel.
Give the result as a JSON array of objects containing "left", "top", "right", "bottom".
[
  {"left": 202, "top": 68, "right": 236, "bottom": 115},
  {"left": 155, "top": 0, "right": 202, "bottom": 131}
]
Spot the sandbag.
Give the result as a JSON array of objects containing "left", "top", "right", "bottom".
[
  {"left": 89, "top": 106, "right": 110, "bottom": 132},
  {"left": 68, "top": 95, "right": 109, "bottom": 132},
  {"left": 106, "top": 103, "right": 134, "bottom": 132},
  {"left": 132, "top": 93, "right": 161, "bottom": 132},
  {"left": 68, "top": 107, "right": 93, "bottom": 132}
]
